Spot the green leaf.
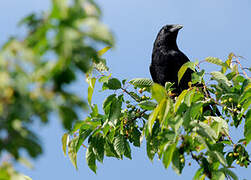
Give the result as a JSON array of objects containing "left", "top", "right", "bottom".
[
  {"left": 148, "top": 99, "right": 165, "bottom": 134},
  {"left": 108, "top": 97, "right": 122, "bottom": 125},
  {"left": 91, "top": 135, "right": 105, "bottom": 163},
  {"left": 98, "top": 46, "right": 111, "bottom": 56},
  {"left": 174, "top": 90, "right": 188, "bottom": 112},
  {"left": 104, "top": 139, "right": 119, "bottom": 158},
  {"left": 131, "top": 127, "right": 141, "bottom": 147},
  {"left": 124, "top": 139, "right": 132, "bottom": 159},
  {"left": 87, "top": 77, "right": 96, "bottom": 106},
  {"left": 190, "top": 102, "right": 204, "bottom": 119},
  {"left": 209, "top": 151, "right": 227, "bottom": 167},
  {"left": 103, "top": 78, "right": 121, "bottom": 90},
  {"left": 151, "top": 83, "right": 167, "bottom": 103},
  {"left": 192, "top": 121, "right": 216, "bottom": 143},
  {"left": 138, "top": 100, "right": 157, "bottom": 110},
  {"left": 129, "top": 78, "right": 153, "bottom": 88},
  {"left": 62, "top": 133, "right": 68, "bottom": 156},
  {"left": 212, "top": 171, "right": 225, "bottom": 180},
  {"left": 68, "top": 137, "right": 78, "bottom": 170},
  {"left": 219, "top": 168, "right": 238, "bottom": 180},
  {"left": 205, "top": 57, "right": 224, "bottom": 66},
  {"left": 205, "top": 116, "right": 229, "bottom": 137},
  {"left": 76, "top": 130, "right": 92, "bottom": 152},
  {"left": 172, "top": 149, "right": 184, "bottom": 174},
  {"left": 191, "top": 70, "right": 205, "bottom": 84},
  {"left": 103, "top": 94, "right": 116, "bottom": 115},
  {"left": 114, "top": 134, "right": 125, "bottom": 157},
  {"left": 193, "top": 168, "right": 204, "bottom": 180},
  {"left": 244, "top": 109, "right": 251, "bottom": 144},
  {"left": 184, "top": 89, "right": 196, "bottom": 107},
  {"left": 98, "top": 75, "right": 110, "bottom": 83},
  {"left": 178, "top": 61, "right": 196, "bottom": 84},
  {"left": 86, "top": 145, "right": 97, "bottom": 173},
  {"left": 210, "top": 71, "right": 232, "bottom": 88},
  {"left": 239, "top": 88, "right": 251, "bottom": 104},
  {"left": 162, "top": 141, "right": 177, "bottom": 169}
]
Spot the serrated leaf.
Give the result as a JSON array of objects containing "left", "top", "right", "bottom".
[
  {"left": 162, "top": 141, "right": 177, "bottom": 169},
  {"left": 62, "top": 133, "right": 69, "bottom": 156},
  {"left": 103, "top": 94, "right": 116, "bottom": 115},
  {"left": 148, "top": 99, "right": 164, "bottom": 134},
  {"left": 184, "top": 89, "right": 196, "bottom": 107},
  {"left": 108, "top": 96, "right": 122, "bottom": 125},
  {"left": 205, "top": 57, "right": 224, "bottom": 66},
  {"left": 210, "top": 151, "right": 227, "bottom": 167},
  {"left": 129, "top": 78, "right": 153, "bottom": 88},
  {"left": 178, "top": 61, "right": 196, "bottom": 84},
  {"left": 192, "top": 121, "right": 216, "bottom": 142},
  {"left": 151, "top": 83, "right": 167, "bottom": 103},
  {"left": 172, "top": 149, "right": 184, "bottom": 175},
  {"left": 103, "top": 78, "right": 121, "bottom": 90},
  {"left": 91, "top": 135, "right": 105, "bottom": 163},
  {"left": 192, "top": 70, "right": 205, "bottom": 84},
  {"left": 244, "top": 109, "right": 251, "bottom": 144},
  {"left": 174, "top": 90, "right": 188, "bottom": 112},
  {"left": 219, "top": 168, "right": 238, "bottom": 180},
  {"left": 76, "top": 130, "right": 92, "bottom": 152},
  {"left": 210, "top": 71, "right": 232, "bottom": 88},
  {"left": 104, "top": 140, "right": 119, "bottom": 158},
  {"left": 114, "top": 134, "right": 125, "bottom": 157},
  {"left": 239, "top": 88, "right": 251, "bottom": 104},
  {"left": 86, "top": 146, "right": 97, "bottom": 173},
  {"left": 68, "top": 137, "right": 78, "bottom": 169},
  {"left": 138, "top": 100, "right": 157, "bottom": 110},
  {"left": 124, "top": 139, "right": 132, "bottom": 159},
  {"left": 205, "top": 116, "right": 229, "bottom": 138},
  {"left": 131, "top": 127, "right": 141, "bottom": 147}
]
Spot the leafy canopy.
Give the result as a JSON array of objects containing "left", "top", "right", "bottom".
[{"left": 63, "top": 50, "right": 250, "bottom": 180}]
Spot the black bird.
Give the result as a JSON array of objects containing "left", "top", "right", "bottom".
[
  {"left": 150, "top": 24, "right": 193, "bottom": 95},
  {"left": 150, "top": 24, "right": 221, "bottom": 116}
]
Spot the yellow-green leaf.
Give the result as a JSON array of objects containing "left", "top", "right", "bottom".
[
  {"left": 151, "top": 83, "right": 167, "bottom": 103},
  {"left": 174, "top": 89, "right": 188, "bottom": 112},
  {"left": 98, "top": 46, "right": 111, "bottom": 56},
  {"left": 87, "top": 77, "right": 96, "bottom": 106},
  {"left": 62, "top": 133, "right": 69, "bottom": 156}
]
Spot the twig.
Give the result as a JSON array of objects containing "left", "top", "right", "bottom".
[{"left": 234, "top": 58, "right": 250, "bottom": 79}]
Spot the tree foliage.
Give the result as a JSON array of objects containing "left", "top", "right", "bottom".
[
  {"left": 63, "top": 51, "right": 250, "bottom": 179},
  {"left": 0, "top": 0, "right": 113, "bottom": 178}
]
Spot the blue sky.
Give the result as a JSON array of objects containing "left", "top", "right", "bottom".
[{"left": 0, "top": 0, "right": 250, "bottom": 179}]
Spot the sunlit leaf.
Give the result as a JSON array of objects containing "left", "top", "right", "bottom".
[
  {"left": 162, "top": 141, "right": 177, "bottom": 169},
  {"left": 178, "top": 61, "right": 196, "bottom": 84},
  {"left": 62, "top": 133, "right": 69, "bottom": 156},
  {"left": 138, "top": 100, "right": 157, "bottom": 110},
  {"left": 129, "top": 78, "right": 153, "bottom": 88},
  {"left": 87, "top": 77, "right": 96, "bottom": 106},
  {"left": 68, "top": 137, "right": 78, "bottom": 170},
  {"left": 86, "top": 145, "right": 97, "bottom": 173},
  {"left": 98, "top": 46, "right": 111, "bottom": 56},
  {"left": 244, "top": 110, "right": 251, "bottom": 144},
  {"left": 151, "top": 83, "right": 167, "bottom": 103}
]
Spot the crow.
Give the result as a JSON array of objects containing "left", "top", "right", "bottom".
[
  {"left": 150, "top": 24, "right": 193, "bottom": 95},
  {"left": 150, "top": 24, "right": 220, "bottom": 116}
]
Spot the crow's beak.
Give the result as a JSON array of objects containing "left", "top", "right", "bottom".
[{"left": 170, "top": 24, "right": 183, "bottom": 32}]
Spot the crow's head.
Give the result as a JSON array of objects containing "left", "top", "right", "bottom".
[{"left": 154, "top": 24, "right": 183, "bottom": 47}]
